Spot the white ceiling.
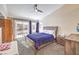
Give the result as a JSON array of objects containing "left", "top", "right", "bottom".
[{"left": 0, "top": 4, "right": 63, "bottom": 20}]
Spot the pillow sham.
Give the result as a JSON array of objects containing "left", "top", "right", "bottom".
[{"left": 43, "top": 30, "right": 56, "bottom": 38}]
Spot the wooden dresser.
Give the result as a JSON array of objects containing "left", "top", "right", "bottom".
[
  {"left": 0, "top": 19, "right": 13, "bottom": 43},
  {"left": 65, "top": 34, "right": 79, "bottom": 55}
]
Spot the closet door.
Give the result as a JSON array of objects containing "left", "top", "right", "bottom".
[
  {"left": 3, "top": 19, "right": 13, "bottom": 42},
  {"left": 0, "top": 19, "right": 13, "bottom": 43}
]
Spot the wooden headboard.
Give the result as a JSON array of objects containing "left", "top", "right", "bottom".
[{"left": 43, "top": 26, "right": 58, "bottom": 38}]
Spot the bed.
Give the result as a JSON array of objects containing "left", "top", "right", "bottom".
[
  {"left": 26, "top": 26, "right": 58, "bottom": 54},
  {"left": 27, "top": 33, "right": 54, "bottom": 49}
]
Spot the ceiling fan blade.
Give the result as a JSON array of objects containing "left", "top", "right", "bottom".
[
  {"left": 37, "top": 9, "right": 43, "bottom": 13},
  {"left": 34, "top": 4, "right": 43, "bottom": 13}
]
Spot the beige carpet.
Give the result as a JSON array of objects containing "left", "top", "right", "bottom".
[
  {"left": 37, "top": 43, "right": 64, "bottom": 55},
  {"left": 17, "top": 39, "right": 64, "bottom": 55}
]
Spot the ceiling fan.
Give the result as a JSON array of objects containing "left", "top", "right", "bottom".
[{"left": 34, "top": 4, "right": 43, "bottom": 13}]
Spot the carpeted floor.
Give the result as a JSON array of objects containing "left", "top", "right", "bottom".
[
  {"left": 17, "top": 39, "right": 64, "bottom": 55},
  {"left": 37, "top": 43, "right": 64, "bottom": 55}
]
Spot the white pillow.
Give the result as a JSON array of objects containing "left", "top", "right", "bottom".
[{"left": 43, "top": 30, "right": 56, "bottom": 38}]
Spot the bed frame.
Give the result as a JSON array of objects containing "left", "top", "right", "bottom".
[
  {"left": 43, "top": 26, "right": 58, "bottom": 39},
  {"left": 27, "top": 26, "right": 58, "bottom": 55}
]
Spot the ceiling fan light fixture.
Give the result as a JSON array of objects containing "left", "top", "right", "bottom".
[
  {"left": 34, "top": 4, "right": 43, "bottom": 13},
  {"left": 35, "top": 8, "right": 38, "bottom": 12}
]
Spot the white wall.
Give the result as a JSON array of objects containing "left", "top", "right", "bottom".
[
  {"left": 41, "top": 4, "right": 79, "bottom": 36},
  {"left": 0, "top": 4, "right": 8, "bottom": 18}
]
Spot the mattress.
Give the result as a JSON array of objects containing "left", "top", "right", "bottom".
[{"left": 27, "top": 33, "right": 54, "bottom": 49}]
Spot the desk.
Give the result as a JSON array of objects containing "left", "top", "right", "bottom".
[{"left": 65, "top": 34, "right": 79, "bottom": 55}]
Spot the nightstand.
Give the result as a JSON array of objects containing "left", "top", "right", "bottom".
[{"left": 56, "top": 35, "right": 65, "bottom": 46}]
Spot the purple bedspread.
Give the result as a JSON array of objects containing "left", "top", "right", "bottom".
[{"left": 27, "top": 33, "right": 54, "bottom": 49}]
